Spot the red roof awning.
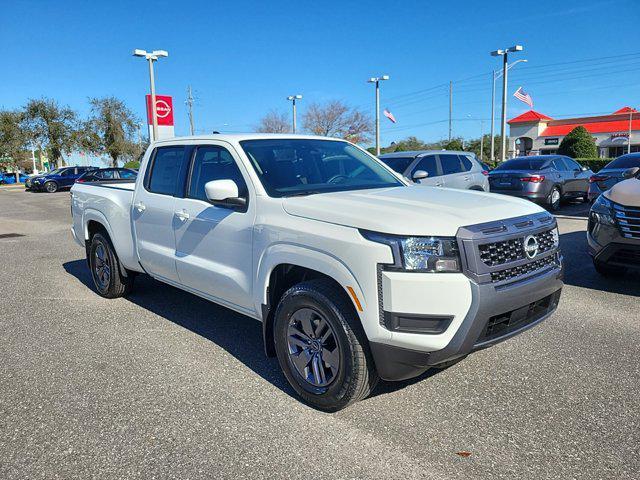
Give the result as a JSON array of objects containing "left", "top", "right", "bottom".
[
  {"left": 540, "top": 118, "right": 640, "bottom": 137},
  {"left": 508, "top": 110, "right": 553, "bottom": 124}
]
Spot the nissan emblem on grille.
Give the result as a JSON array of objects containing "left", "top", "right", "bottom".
[{"left": 523, "top": 235, "right": 539, "bottom": 259}]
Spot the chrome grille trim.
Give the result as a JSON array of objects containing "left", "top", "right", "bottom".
[{"left": 614, "top": 203, "right": 640, "bottom": 239}]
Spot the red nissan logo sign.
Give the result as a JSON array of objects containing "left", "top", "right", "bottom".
[{"left": 146, "top": 94, "right": 174, "bottom": 126}]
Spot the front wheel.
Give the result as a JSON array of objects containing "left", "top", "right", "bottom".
[
  {"left": 89, "top": 232, "right": 134, "bottom": 298},
  {"left": 44, "top": 181, "right": 58, "bottom": 193},
  {"left": 273, "top": 279, "right": 378, "bottom": 412}
]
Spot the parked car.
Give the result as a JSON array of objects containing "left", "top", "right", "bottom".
[
  {"left": 587, "top": 152, "right": 640, "bottom": 202},
  {"left": 1, "top": 172, "right": 29, "bottom": 184},
  {"left": 76, "top": 167, "right": 138, "bottom": 183},
  {"left": 488, "top": 155, "right": 593, "bottom": 211},
  {"left": 588, "top": 167, "right": 640, "bottom": 275},
  {"left": 27, "top": 166, "right": 97, "bottom": 192},
  {"left": 70, "top": 135, "right": 563, "bottom": 411},
  {"left": 378, "top": 150, "right": 490, "bottom": 191}
]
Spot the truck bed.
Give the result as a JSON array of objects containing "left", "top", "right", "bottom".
[{"left": 70, "top": 181, "right": 141, "bottom": 272}]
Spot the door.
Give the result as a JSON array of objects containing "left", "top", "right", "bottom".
[
  {"left": 59, "top": 168, "right": 76, "bottom": 187},
  {"left": 132, "top": 145, "right": 189, "bottom": 282},
  {"left": 411, "top": 155, "right": 443, "bottom": 187},
  {"left": 562, "top": 157, "right": 589, "bottom": 194},
  {"left": 173, "top": 144, "right": 255, "bottom": 311},
  {"left": 438, "top": 153, "right": 466, "bottom": 189}
]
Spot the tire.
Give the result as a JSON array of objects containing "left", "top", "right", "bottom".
[
  {"left": 593, "top": 258, "right": 626, "bottom": 277},
  {"left": 273, "top": 279, "right": 379, "bottom": 412},
  {"left": 44, "top": 181, "right": 58, "bottom": 193},
  {"left": 88, "top": 232, "right": 134, "bottom": 298},
  {"left": 547, "top": 186, "right": 561, "bottom": 211}
]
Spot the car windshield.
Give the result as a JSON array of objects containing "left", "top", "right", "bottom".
[
  {"left": 379, "top": 156, "right": 415, "bottom": 174},
  {"left": 239, "top": 139, "right": 403, "bottom": 197},
  {"left": 46, "top": 169, "right": 62, "bottom": 175},
  {"left": 493, "top": 158, "right": 548, "bottom": 171},
  {"left": 605, "top": 154, "right": 640, "bottom": 169}
]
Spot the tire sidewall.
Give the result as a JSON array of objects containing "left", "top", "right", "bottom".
[
  {"left": 45, "top": 181, "right": 58, "bottom": 193},
  {"left": 548, "top": 186, "right": 561, "bottom": 211},
  {"left": 89, "top": 233, "right": 116, "bottom": 296},
  {"left": 274, "top": 287, "right": 358, "bottom": 410}
]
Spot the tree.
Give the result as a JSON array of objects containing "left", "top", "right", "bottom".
[
  {"left": 256, "top": 110, "right": 291, "bottom": 133},
  {"left": 466, "top": 134, "right": 503, "bottom": 163},
  {"left": 81, "top": 97, "right": 139, "bottom": 167},
  {"left": 557, "top": 126, "right": 597, "bottom": 158},
  {"left": 442, "top": 137, "right": 464, "bottom": 151},
  {"left": 302, "top": 100, "right": 373, "bottom": 144},
  {"left": 0, "top": 110, "right": 29, "bottom": 181},
  {"left": 21, "top": 98, "right": 78, "bottom": 168}
]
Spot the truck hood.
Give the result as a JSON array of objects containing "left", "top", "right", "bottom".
[{"left": 282, "top": 186, "right": 545, "bottom": 236}]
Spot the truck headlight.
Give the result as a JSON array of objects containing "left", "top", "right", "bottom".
[{"left": 360, "top": 231, "right": 461, "bottom": 273}]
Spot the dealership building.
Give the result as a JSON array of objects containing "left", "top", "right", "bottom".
[{"left": 507, "top": 106, "right": 639, "bottom": 158}]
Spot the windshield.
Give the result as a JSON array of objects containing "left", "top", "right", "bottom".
[
  {"left": 379, "top": 156, "right": 415, "bottom": 174},
  {"left": 46, "top": 168, "right": 62, "bottom": 175},
  {"left": 606, "top": 154, "right": 640, "bottom": 169},
  {"left": 239, "top": 139, "right": 403, "bottom": 197},
  {"left": 493, "top": 158, "right": 548, "bottom": 171}
]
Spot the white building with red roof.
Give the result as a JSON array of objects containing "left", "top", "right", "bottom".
[{"left": 508, "top": 107, "right": 639, "bottom": 158}]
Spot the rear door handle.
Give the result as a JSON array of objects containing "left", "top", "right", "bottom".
[
  {"left": 134, "top": 202, "right": 146, "bottom": 212},
  {"left": 175, "top": 210, "right": 190, "bottom": 221}
]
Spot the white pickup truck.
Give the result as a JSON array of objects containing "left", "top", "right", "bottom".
[{"left": 71, "top": 134, "right": 563, "bottom": 411}]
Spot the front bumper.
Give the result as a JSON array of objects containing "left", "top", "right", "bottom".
[{"left": 370, "top": 265, "right": 563, "bottom": 381}]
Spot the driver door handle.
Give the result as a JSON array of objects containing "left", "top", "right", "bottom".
[
  {"left": 175, "top": 209, "right": 190, "bottom": 221},
  {"left": 134, "top": 202, "right": 146, "bottom": 212}
]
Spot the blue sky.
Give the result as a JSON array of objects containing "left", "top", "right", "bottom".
[{"left": 1, "top": 0, "right": 639, "bottom": 149}]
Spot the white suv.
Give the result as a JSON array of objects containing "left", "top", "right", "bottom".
[
  {"left": 71, "top": 135, "right": 562, "bottom": 411},
  {"left": 379, "top": 150, "right": 490, "bottom": 191}
]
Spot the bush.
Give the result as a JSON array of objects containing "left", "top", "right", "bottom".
[
  {"left": 576, "top": 158, "right": 612, "bottom": 173},
  {"left": 557, "top": 126, "right": 597, "bottom": 158},
  {"left": 123, "top": 160, "right": 140, "bottom": 169}
]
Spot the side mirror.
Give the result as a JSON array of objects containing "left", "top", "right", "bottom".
[
  {"left": 204, "top": 179, "right": 247, "bottom": 208},
  {"left": 622, "top": 167, "right": 640, "bottom": 179},
  {"left": 412, "top": 170, "right": 429, "bottom": 181}
]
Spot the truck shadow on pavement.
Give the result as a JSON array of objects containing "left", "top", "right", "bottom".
[
  {"left": 559, "top": 230, "right": 639, "bottom": 295},
  {"left": 62, "top": 259, "right": 435, "bottom": 403}
]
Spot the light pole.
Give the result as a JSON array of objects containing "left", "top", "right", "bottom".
[
  {"left": 491, "top": 45, "right": 523, "bottom": 162},
  {"left": 490, "top": 59, "right": 527, "bottom": 162},
  {"left": 287, "top": 95, "right": 303, "bottom": 133},
  {"left": 368, "top": 75, "right": 389, "bottom": 155},
  {"left": 133, "top": 49, "right": 169, "bottom": 142}
]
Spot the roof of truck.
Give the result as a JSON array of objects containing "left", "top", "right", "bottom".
[{"left": 152, "top": 133, "right": 342, "bottom": 144}]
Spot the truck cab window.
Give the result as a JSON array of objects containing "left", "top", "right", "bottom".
[
  {"left": 147, "top": 146, "right": 186, "bottom": 195},
  {"left": 188, "top": 146, "right": 247, "bottom": 201}
]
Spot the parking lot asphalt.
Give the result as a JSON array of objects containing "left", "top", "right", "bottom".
[{"left": 0, "top": 188, "right": 638, "bottom": 479}]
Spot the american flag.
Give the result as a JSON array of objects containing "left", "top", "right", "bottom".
[
  {"left": 513, "top": 87, "right": 533, "bottom": 108},
  {"left": 383, "top": 108, "right": 397, "bottom": 123}
]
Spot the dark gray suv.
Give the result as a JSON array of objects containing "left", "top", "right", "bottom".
[{"left": 488, "top": 155, "right": 593, "bottom": 211}]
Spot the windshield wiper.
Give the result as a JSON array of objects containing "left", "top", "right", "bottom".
[{"left": 283, "top": 191, "right": 321, "bottom": 197}]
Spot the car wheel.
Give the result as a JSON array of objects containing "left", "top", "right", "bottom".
[
  {"left": 44, "top": 181, "right": 58, "bottom": 193},
  {"left": 593, "top": 259, "right": 626, "bottom": 277},
  {"left": 89, "top": 232, "right": 134, "bottom": 298},
  {"left": 547, "top": 186, "right": 561, "bottom": 211},
  {"left": 273, "top": 279, "right": 379, "bottom": 412}
]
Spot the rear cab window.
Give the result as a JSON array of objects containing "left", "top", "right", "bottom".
[{"left": 145, "top": 146, "right": 188, "bottom": 195}]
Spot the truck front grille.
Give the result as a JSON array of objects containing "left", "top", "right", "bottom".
[
  {"left": 614, "top": 203, "right": 640, "bottom": 239},
  {"left": 479, "top": 229, "right": 556, "bottom": 267},
  {"left": 490, "top": 253, "right": 559, "bottom": 283}
]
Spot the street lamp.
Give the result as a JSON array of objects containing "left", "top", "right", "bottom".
[
  {"left": 491, "top": 45, "right": 523, "bottom": 162},
  {"left": 133, "top": 49, "right": 169, "bottom": 142},
  {"left": 287, "top": 95, "right": 303, "bottom": 133},
  {"left": 367, "top": 75, "right": 389, "bottom": 155},
  {"left": 490, "top": 58, "right": 527, "bottom": 162}
]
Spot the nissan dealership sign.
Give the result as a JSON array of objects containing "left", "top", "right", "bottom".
[{"left": 145, "top": 94, "right": 175, "bottom": 140}]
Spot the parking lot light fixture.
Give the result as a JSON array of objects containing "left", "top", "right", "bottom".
[
  {"left": 133, "top": 48, "right": 169, "bottom": 142},
  {"left": 287, "top": 95, "right": 303, "bottom": 133},
  {"left": 368, "top": 75, "right": 390, "bottom": 156},
  {"left": 491, "top": 45, "right": 524, "bottom": 162}
]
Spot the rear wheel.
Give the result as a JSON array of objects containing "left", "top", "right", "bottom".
[
  {"left": 593, "top": 258, "right": 626, "bottom": 277},
  {"left": 547, "top": 186, "right": 561, "bottom": 211},
  {"left": 89, "top": 232, "right": 134, "bottom": 298},
  {"left": 273, "top": 279, "right": 378, "bottom": 412},
  {"left": 44, "top": 181, "right": 58, "bottom": 193}
]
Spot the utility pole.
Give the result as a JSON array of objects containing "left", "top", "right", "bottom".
[
  {"left": 186, "top": 85, "right": 195, "bottom": 135},
  {"left": 628, "top": 110, "right": 633, "bottom": 154},
  {"left": 491, "top": 45, "right": 523, "bottom": 162},
  {"left": 287, "top": 95, "right": 303, "bottom": 133},
  {"left": 449, "top": 81, "right": 453, "bottom": 142},
  {"left": 31, "top": 145, "right": 37, "bottom": 174},
  {"left": 490, "top": 71, "right": 496, "bottom": 162},
  {"left": 480, "top": 119, "right": 485, "bottom": 161},
  {"left": 367, "top": 75, "right": 389, "bottom": 155}
]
